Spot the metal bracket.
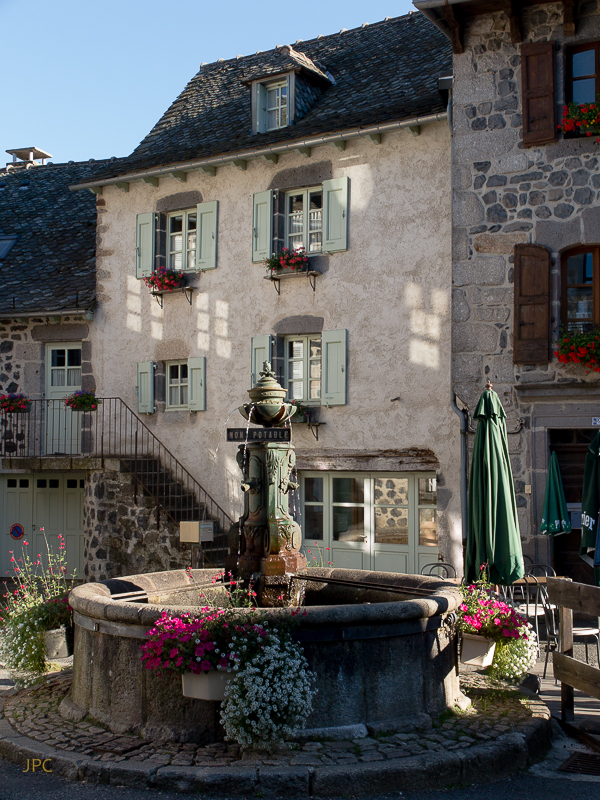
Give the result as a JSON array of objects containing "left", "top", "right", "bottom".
[{"left": 151, "top": 286, "right": 194, "bottom": 308}]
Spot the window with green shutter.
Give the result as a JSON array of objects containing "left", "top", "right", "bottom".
[
  {"left": 250, "top": 335, "right": 273, "bottom": 387},
  {"left": 165, "top": 358, "right": 207, "bottom": 411}
]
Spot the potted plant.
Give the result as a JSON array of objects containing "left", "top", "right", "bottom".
[
  {"left": 0, "top": 393, "right": 32, "bottom": 413},
  {"left": 458, "top": 574, "right": 537, "bottom": 678},
  {"left": 554, "top": 329, "right": 600, "bottom": 373},
  {"left": 64, "top": 389, "right": 101, "bottom": 411},
  {"left": 290, "top": 400, "right": 311, "bottom": 424},
  {"left": 559, "top": 99, "right": 600, "bottom": 140},
  {"left": 0, "top": 533, "right": 74, "bottom": 684},
  {"left": 142, "top": 608, "right": 316, "bottom": 748},
  {"left": 144, "top": 266, "right": 187, "bottom": 293},
  {"left": 30, "top": 594, "right": 74, "bottom": 658},
  {"left": 265, "top": 247, "right": 309, "bottom": 275}
]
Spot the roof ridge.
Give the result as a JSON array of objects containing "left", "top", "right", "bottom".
[{"left": 196, "top": 11, "right": 422, "bottom": 71}]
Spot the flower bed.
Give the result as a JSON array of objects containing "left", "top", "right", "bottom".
[
  {"left": 265, "top": 246, "right": 309, "bottom": 274},
  {"left": 141, "top": 609, "right": 316, "bottom": 748},
  {"left": 64, "top": 390, "right": 101, "bottom": 411},
  {"left": 144, "top": 266, "right": 187, "bottom": 292},
  {"left": 0, "top": 393, "right": 31, "bottom": 413},
  {"left": 554, "top": 329, "right": 600, "bottom": 372}
]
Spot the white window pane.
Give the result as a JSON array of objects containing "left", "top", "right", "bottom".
[
  {"left": 289, "top": 213, "right": 304, "bottom": 233},
  {"left": 309, "top": 381, "right": 321, "bottom": 399},
  {"left": 309, "top": 233, "right": 322, "bottom": 252},
  {"left": 170, "top": 234, "right": 182, "bottom": 252},
  {"left": 169, "top": 386, "right": 179, "bottom": 405},
  {"left": 267, "top": 88, "right": 278, "bottom": 107},
  {"left": 180, "top": 385, "right": 188, "bottom": 406},
  {"left": 309, "top": 339, "right": 321, "bottom": 358},
  {"left": 187, "top": 232, "right": 196, "bottom": 251},
  {"left": 310, "top": 361, "right": 321, "bottom": 379},
  {"left": 171, "top": 252, "right": 183, "bottom": 270},
  {"left": 291, "top": 361, "right": 304, "bottom": 379},
  {"left": 187, "top": 249, "right": 196, "bottom": 270},
  {"left": 67, "top": 368, "right": 81, "bottom": 386},
  {"left": 267, "top": 110, "right": 277, "bottom": 129},
  {"left": 289, "top": 234, "right": 304, "bottom": 250},
  {"left": 309, "top": 210, "right": 322, "bottom": 231},
  {"left": 291, "top": 380, "right": 304, "bottom": 399},
  {"left": 291, "top": 341, "right": 304, "bottom": 359},
  {"left": 51, "top": 369, "right": 66, "bottom": 387}
]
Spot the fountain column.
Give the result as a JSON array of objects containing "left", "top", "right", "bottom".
[{"left": 224, "top": 362, "right": 306, "bottom": 606}]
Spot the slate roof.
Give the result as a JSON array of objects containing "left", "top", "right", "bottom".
[
  {"left": 0, "top": 161, "right": 106, "bottom": 315},
  {"left": 81, "top": 12, "right": 451, "bottom": 183}
]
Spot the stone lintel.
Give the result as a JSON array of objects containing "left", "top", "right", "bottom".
[{"left": 295, "top": 449, "right": 439, "bottom": 472}]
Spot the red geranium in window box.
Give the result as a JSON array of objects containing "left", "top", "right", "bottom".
[{"left": 554, "top": 329, "right": 600, "bottom": 372}]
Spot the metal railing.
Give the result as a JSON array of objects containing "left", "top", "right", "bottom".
[{"left": 0, "top": 398, "right": 233, "bottom": 563}]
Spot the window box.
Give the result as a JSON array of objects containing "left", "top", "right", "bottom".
[
  {"left": 64, "top": 390, "right": 101, "bottom": 412},
  {"left": 460, "top": 634, "right": 496, "bottom": 668},
  {"left": 0, "top": 393, "right": 31, "bottom": 414}
]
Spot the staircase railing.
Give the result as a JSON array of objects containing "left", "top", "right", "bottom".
[{"left": 0, "top": 398, "right": 234, "bottom": 563}]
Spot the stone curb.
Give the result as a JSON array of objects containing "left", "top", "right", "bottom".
[{"left": 0, "top": 707, "right": 553, "bottom": 795}]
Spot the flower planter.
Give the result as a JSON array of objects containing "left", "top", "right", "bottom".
[
  {"left": 4, "top": 408, "right": 31, "bottom": 414},
  {"left": 45, "top": 626, "right": 72, "bottom": 659},
  {"left": 182, "top": 670, "right": 231, "bottom": 701},
  {"left": 460, "top": 633, "right": 496, "bottom": 667}
]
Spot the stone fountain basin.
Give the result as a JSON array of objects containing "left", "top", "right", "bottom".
[{"left": 66, "top": 568, "right": 464, "bottom": 741}]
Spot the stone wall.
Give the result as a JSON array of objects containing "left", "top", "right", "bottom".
[
  {"left": 452, "top": 1, "right": 600, "bottom": 558},
  {"left": 0, "top": 315, "right": 94, "bottom": 397},
  {"left": 82, "top": 461, "right": 189, "bottom": 581}
]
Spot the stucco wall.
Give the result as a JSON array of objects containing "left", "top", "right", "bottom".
[
  {"left": 451, "top": 1, "right": 600, "bottom": 561},
  {"left": 92, "top": 127, "right": 461, "bottom": 569}
]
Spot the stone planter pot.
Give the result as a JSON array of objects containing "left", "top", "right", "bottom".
[
  {"left": 45, "top": 627, "right": 72, "bottom": 659},
  {"left": 460, "top": 633, "right": 496, "bottom": 667},
  {"left": 181, "top": 671, "right": 231, "bottom": 701}
]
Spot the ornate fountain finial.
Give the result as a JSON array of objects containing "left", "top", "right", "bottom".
[
  {"left": 485, "top": 379, "right": 493, "bottom": 391},
  {"left": 260, "top": 361, "right": 276, "bottom": 379}
]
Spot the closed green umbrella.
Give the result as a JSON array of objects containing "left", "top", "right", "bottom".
[
  {"left": 541, "top": 451, "right": 572, "bottom": 536},
  {"left": 465, "top": 383, "right": 524, "bottom": 585},
  {"left": 579, "top": 430, "right": 600, "bottom": 586}
]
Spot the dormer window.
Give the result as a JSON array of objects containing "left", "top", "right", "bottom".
[
  {"left": 253, "top": 74, "right": 293, "bottom": 134},
  {"left": 266, "top": 80, "right": 289, "bottom": 130}
]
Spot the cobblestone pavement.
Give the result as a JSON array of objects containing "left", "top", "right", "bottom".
[{"left": 0, "top": 669, "right": 548, "bottom": 771}]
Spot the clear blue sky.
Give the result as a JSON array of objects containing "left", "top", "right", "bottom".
[{"left": 0, "top": 0, "right": 415, "bottom": 165}]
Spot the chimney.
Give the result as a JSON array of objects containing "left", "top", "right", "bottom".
[{"left": 5, "top": 147, "right": 53, "bottom": 170}]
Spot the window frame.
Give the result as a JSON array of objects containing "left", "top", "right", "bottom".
[
  {"left": 285, "top": 187, "right": 324, "bottom": 254},
  {"left": 166, "top": 361, "right": 190, "bottom": 410},
  {"left": 567, "top": 41, "right": 600, "bottom": 106},
  {"left": 561, "top": 245, "right": 600, "bottom": 332},
  {"left": 284, "top": 334, "right": 322, "bottom": 405},
  {"left": 265, "top": 79, "right": 289, "bottom": 131},
  {"left": 298, "top": 471, "right": 439, "bottom": 572},
  {"left": 167, "top": 208, "right": 197, "bottom": 273}
]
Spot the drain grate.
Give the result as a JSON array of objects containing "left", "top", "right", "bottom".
[{"left": 559, "top": 752, "right": 600, "bottom": 776}]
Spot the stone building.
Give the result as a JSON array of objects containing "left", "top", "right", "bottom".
[
  {"left": 416, "top": 0, "right": 600, "bottom": 582},
  {"left": 71, "top": 13, "right": 464, "bottom": 580},
  {"left": 0, "top": 151, "right": 97, "bottom": 579}
]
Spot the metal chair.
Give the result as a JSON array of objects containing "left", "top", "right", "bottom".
[
  {"left": 526, "top": 564, "right": 556, "bottom": 578},
  {"left": 498, "top": 574, "right": 544, "bottom": 653},
  {"left": 420, "top": 562, "right": 457, "bottom": 579}
]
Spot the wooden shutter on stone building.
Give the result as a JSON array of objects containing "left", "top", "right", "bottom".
[
  {"left": 513, "top": 244, "right": 551, "bottom": 364},
  {"left": 521, "top": 41, "right": 557, "bottom": 146}
]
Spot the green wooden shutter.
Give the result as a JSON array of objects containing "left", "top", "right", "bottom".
[
  {"left": 321, "top": 329, "right": 347, "bottom": 406},
  {"left": 252, "top": 190, "right": 273, "bottom": 263},
  {"left": 250, "top": 335, "right": 272, "bottom": 387},
  {"left": 257, "top": 83, "right": 267, "bottom": 132},
  {"left": 136, "top": 361, "right": 155, "bottom": 414},
  {"left": 135, "top": 213, "right": 155, "bottom": 278},
  {"left": 196, "top": 201, "right": 218, "bottom": 270},
  {"left": 322, "top": 177, "right": 349, "bottom": 253},
  {"left": 188, "top": 357, "right": 206, "bottom": 411}
]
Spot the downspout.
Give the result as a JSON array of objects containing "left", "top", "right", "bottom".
[{"left": 448, "top": 85, "right": 469, "bottom": 543}]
